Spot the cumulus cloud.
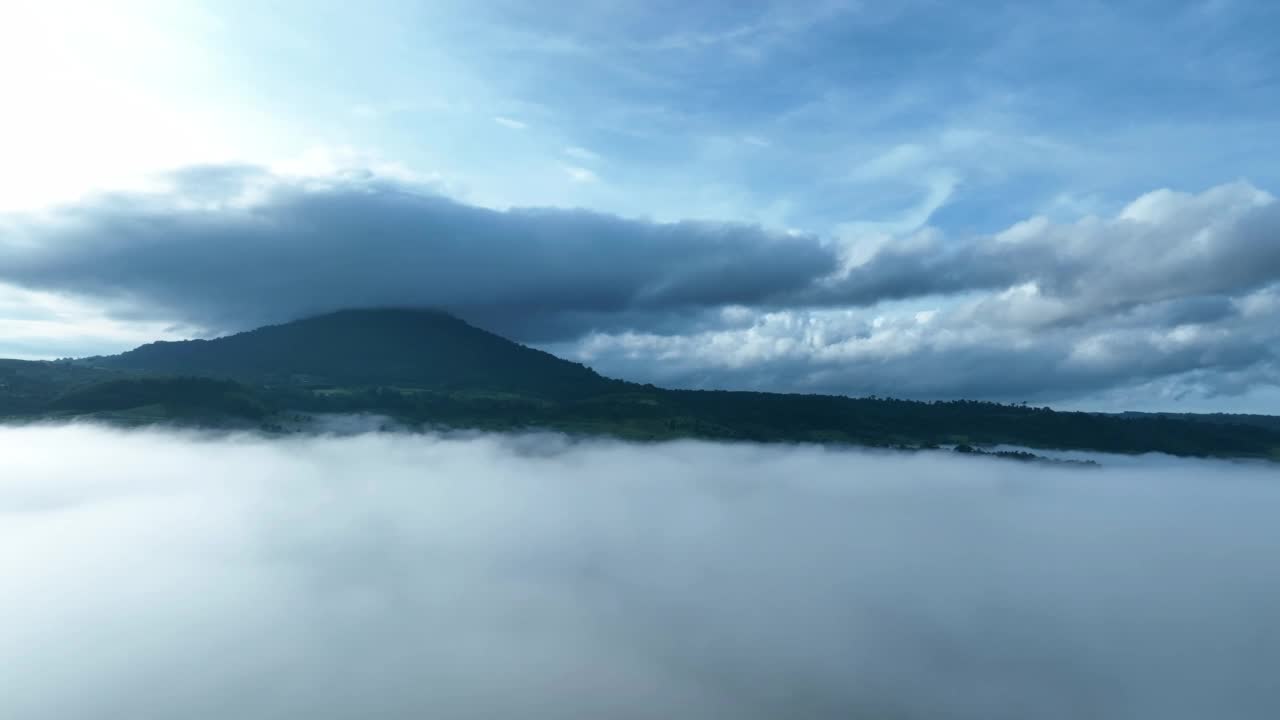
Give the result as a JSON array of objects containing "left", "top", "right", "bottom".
[
  {"left": 563, "top": 291, "right": 1280, "bottom": 402},
  {"left": 2, "top": 166, "right": 1278, "bottom": 404},
  {"left": 2, "top": 425, "right": 1279, "bottom": 719},
  {"left": 566, "top": 183, "right": 1280, "bottom": 402},
  {"left": 823, "top": 182, "right": 1280, "bottom": 317}
]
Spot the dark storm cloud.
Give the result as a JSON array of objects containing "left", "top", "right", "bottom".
[
  {"left": 0, "top": 166, "right": 836, "bottom": 341},
  {"left": 3, "top": 424, "right": 1279, "bottom": 720}
]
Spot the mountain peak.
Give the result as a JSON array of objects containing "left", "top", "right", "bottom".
[{"left": 99, "top": 307, "right": 614, "bottom": 398}]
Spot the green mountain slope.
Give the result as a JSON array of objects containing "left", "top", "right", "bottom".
[
  {"left": 49, "top": 377, "right": 270, "bottom": 419},
  {"left": 3, "top": 308, "right": 1279, "bottom": 461},
  {"left": 97, "top": 308, "right": 617, "bottom": 399},
  {"left": 0, "top": 359, "right": 129, "bottom": 414}
]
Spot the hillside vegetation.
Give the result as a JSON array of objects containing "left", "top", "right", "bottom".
[{"left": 4, "top": 308, "right": 1278, "bottom": 461}]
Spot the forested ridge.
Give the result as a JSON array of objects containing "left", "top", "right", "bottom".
[{"left": 3, "top": 309, "right": 1277, "bottom": 461}]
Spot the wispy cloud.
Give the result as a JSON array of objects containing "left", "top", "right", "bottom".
[
  {"left": 562, "top": 165, "right": 599, "bottom": 183},
  {"left": 563, "top": 146, "right": 601, "bottom": 162},
  {"left": 493, "top": 116, "right": 528, "bottom": 130}
]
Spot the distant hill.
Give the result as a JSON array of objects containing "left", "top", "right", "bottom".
[
  {"left": 3, "top": 308, "right": 1279, "bottom": 462},
  {"left": 96, "top": 308, "right": 619, "bottom": 400},
  {"left": 1117, "top": 411, "right": 1280, "bottom": 433}
]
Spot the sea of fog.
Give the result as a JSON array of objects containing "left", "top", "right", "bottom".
[{"left": 2, "top": 423, "right": 1278, "bottom": 719}]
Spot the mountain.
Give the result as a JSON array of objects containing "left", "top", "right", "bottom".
[
  {"left": 97, "top": 308, "right": 618, "bottom": 400},
  {"left": 3, "top": 308, "right": 1279, "bottom": 462}
]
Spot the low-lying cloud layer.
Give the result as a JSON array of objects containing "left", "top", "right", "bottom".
[
  {"left": 2, "top": 167, "right": 1278, "bottom": 406},
  {"left": 3, "top": 425, "right": 1278, "bottom": 719}
]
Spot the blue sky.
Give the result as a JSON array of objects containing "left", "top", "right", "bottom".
[{"left": 1, "top": 0, "right": 1278, "bottom": 411}]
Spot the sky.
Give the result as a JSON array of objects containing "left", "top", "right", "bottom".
[
  {"left": 4, "top": 424, "right": 1279, "bottom": 719},
  {"left": 1, "top": 0, "right": 1278, "bottom": 410}
]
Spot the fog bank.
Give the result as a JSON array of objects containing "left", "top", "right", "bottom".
[{"left": 2, "top": 425, "right": 1278, "bottom": 719}]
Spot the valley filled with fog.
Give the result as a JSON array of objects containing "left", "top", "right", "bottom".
[{"left": 3, "top": 424, "right": 1278, "bottom": 719}]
